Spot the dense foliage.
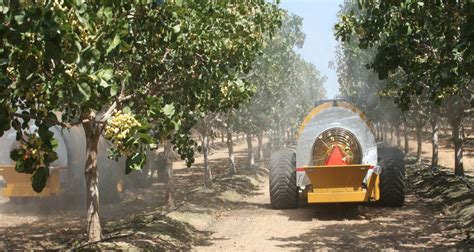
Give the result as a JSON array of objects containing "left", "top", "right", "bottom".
[
  {"left": 235, "top": 13, "right": 326, "bottom": 148},
  {"left": 0, "top": 0, "right": 284, "bottom": 241},
  {"left": 335, "top": 0, "right": 474, "bottom": 176}
]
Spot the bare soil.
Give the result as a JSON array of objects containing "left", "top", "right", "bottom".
[
  {"left": 195, "top": 163, "right": 471, "bottom": 250},
  {"left": 0, "top": 133, "right": 473, "bottom": 250}
]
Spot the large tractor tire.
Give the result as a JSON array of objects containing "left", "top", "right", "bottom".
[
  {"left": 378, "top": 147, "right": 406, "bottom": 207},
  {"left": 269, "top": 148, "right": 298, "bottom": 209}
]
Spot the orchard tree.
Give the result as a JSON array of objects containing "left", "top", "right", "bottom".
[
  {"left": 221, "top": 110, "right": 239, "bottom": 174},
  {"left": 232, "top": 12, "right": 306, "bottom": 166},
  {"left": 234, "top": 12, "right": 325, "bottom": 164},
  {"left": 336, "top": 0, "right": 474, "bottom": 176},
  {"left": 280, "top": 58, "right": 326, "bottom": 143},
  {"left": 0, "top": 1, "right": 282, "bottom": 242}
]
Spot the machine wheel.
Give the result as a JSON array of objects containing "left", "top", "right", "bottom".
[
  {"left": 378, "top": 147, "right": 406, "bottom": 207},
  {"left": 269, "top": 148, "right": 298, "bottom": 209}
]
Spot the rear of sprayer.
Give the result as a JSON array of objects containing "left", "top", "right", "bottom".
[{"left": 270, "top": 100, "right": 406, "bottom": 208}]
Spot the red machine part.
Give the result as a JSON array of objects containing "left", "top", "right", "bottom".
[{"left": 324, "top": 146, "right": 349, "bottom": 166}]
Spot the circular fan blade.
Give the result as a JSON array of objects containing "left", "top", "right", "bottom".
[{"left": 312, "top": 127, "right": 362, "bottom": 166}]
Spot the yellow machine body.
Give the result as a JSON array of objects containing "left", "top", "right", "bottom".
[
  {"left": 304, "top": 164, "right": 379, "bottom": 203},
  {"left": 295, "top": 101, "right": 380, "bottom": 204},
  {"left": 0, "top": 165, "right": 62, "bottom": 197},
  {"left": 0, "top": 126, "right": 126, "bottom": 200}
]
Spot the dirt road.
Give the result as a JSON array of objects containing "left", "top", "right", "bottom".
[{"left": 195, "top": 174, "right": 468, "bottom": 250}]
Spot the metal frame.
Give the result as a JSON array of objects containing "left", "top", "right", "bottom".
[
  {"left": 295, "top": 101, "right": 378, "bottom": 197},
  {"left": 304, "top": 164, "right": 380, "bottom": 203}
]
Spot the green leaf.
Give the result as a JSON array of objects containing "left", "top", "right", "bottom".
[
  {"left": 0, "top": 106, "right": 10, "bottom": 135},
  {"left": 14, "top": 156, "right": 35, "bottom": 174},
  {"left": 77, "top": 82, "right": 92, "bottom": 101},
  {"left": 106, "top": 35, "right": 121, "bottom": 55},
  {"left": 125, "top": 152, "right": 146, "bottom": 174},
  {"left": 138, "top": 133, "right": 153, "bottom": 144},
  {"left": 38, "top": 124, "right": 54, "bottom": 141},
  {"left": 122, "top": 106, "right": 131, "bottom": 114},
  {"left": 97, "top": 68, "right": 114, "bottom": 81},
  {"left": 10, "top": 149, "right": 23, "bottom": 162},
  {"left": 0, "top": 6, "right": 9, "bottom": 14},
  {"left": 44, "top": 151, "right": 58, "bottom": 164},
  {"left": 100, "top": 79, "right": 110, "bottom": 88},
  {"left": 163, "top": 104, "right": 175, "bottom": 117},
  {"left": 31, "top": 167, "right": 49, "bottom": 193},
  {"left": 110, "top": 84, "right": 118, "bottom": 96},
  {"left": 14, "top": 14, "right": 24, "bottom": 24},
  {"left": 172, "top": 24, "right": 181, "bottom": 33}
]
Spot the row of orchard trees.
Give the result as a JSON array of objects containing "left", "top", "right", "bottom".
[
  {"left": 196, "top": 13, "right": 326, "bottom": 188},
  {"left": 0, "top": 1, "right": 326, "bottom": 243},
  {"left": 335, "top": 1, "right": 473, "bottom": 176},
  {"left": 0, "top": 0, "right": 282, "bottom": 242}
]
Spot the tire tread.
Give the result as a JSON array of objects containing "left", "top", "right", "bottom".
[
  {"left": 269, "top": 148, "right": 298, "bottom": 209},
  {"left": 378, "top": 147, "right": 406, "bottom": 207}
]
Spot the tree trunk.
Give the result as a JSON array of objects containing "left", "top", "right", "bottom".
[
  {"left": 286, "top": 128, "right": 291, "bottom": 146},
  {"left": 203, "top": 134, "right": 212, "bottom": 187},
  {"left": 164, "top": 140, "right": 174, "bottom": 207},
  {"left": 451, "top": 117, "right": 465, "bottom": 176},
  {"left": 226, "top": 129, "right": 236, "bottom": 175},
  {"left": 431, "top": 117, "right": 439, "bottom": 170},
  {"left": 380, "top": 123, "right": 384, "bottom": 141},
  {"left": 383, "top": 123, "right": 388, "bottom": 141},
  {"left": 221, "top": 131, "right": 225, "bottom": 143},
  {"left": 281, "top": 123, "right": 287, "bottom": 147},
  {"left": 246, "top": 132, "right": 255, "bottom": 168},
  {"left": 380, "top": 123, "right": 383, "bottom": 141},
  {"left": 257, "top": 131, "right": 264, "bottom": 161},
  {"left": 444, "top": 121, "right": 448, "bottom": 135},
  {"left": 403, "top": 121, "right": 409, "bottom": 155},
  {"left": 83, "top": 122, "right": 103, "bottom": 242},
  {"left": 389, "top": 126, "right": 394, "bottom": 143},
  {"left": 377, "top": 123, "right": 381, "bottom": 140},
  {"left": 379, "top": 123, "right": 383, "bottom": 141},
  {"left": 416, "top": 123, "right": 422, "bottom": 164},
  {"left": 396, "top": 127, "right": 401, "bottom": 148}
]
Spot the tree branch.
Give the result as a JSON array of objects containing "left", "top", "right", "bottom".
[
  {"left": 98, "top": 102, "right": 118, "bottom": 123},
  {"left": 12, "top": 112, "right": 72, "bottom": 128},
  {"left": 161, "top": 48, "right": 171, "bottom": 64},
  {"left": 12, "top": 113, "right": 105, "bottom": 129}
]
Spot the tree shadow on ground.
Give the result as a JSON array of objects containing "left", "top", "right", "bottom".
[
  {"left": 172, "top": 155, "right": 268, "bottom": 212},
  {"left": 264, "top": 155, "right": 472, "bottom": 250},
  {"left": 0, "top": 140, "right": 270, "bottom": 250},
  {"left": 270, "top": 195, "right": 470, "bottom": 250}
]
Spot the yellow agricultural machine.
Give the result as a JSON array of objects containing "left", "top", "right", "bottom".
[
  {"left": 0, "top": 125, "right": 123, "bottom": 203},
  {"left": 270, "top": 100, "right": 405, "bottom": 208}
]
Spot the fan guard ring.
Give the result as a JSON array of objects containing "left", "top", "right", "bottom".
[{"left": 312, "top": 127, "right": 362, "bottom": 166}]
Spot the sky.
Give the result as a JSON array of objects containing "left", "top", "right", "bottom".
[{"left": 280, "top": 0, "right": 344, "bottom": 99}]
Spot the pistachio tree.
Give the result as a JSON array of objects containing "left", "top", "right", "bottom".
[
  {"left": 336, "top": 0, "right": 474, "bottom": 176},
  {"left": 232, "top": 13, "right": 304, "bottom": 167},
  {"left": 0, "top": 0, "right": 282, "bottom": 242}
]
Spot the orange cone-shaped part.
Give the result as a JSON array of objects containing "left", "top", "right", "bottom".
[{"left": 324, "top": 146, "right": 348, "bottom": 166}]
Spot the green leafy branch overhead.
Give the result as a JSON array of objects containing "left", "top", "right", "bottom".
[{"left": 0, "top": 0, "right": 283, "bottom": 191}]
